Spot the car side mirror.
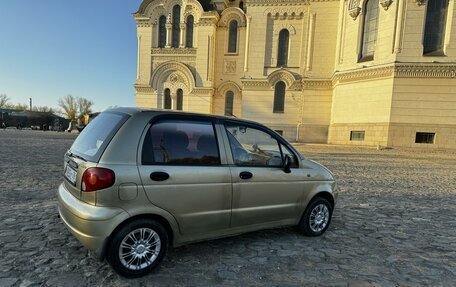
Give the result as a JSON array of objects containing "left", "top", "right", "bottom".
[{"left": 283, "top": 155, "right": 291, "bottom": 174}]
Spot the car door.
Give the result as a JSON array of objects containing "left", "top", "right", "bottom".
[
  {"left": 223, "top": 122, "right": 309, "bottom": 227},
  {"left": 138, "top": 117, "right": 232, "bottom": 235}
]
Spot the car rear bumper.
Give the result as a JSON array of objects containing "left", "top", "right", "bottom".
[{"left": 57, "top": 183, "right": 129, "bottom": 256}]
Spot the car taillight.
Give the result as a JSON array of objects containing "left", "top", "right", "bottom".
[{"left": 82, "top": 167, "right": 115, "bottom": 192}]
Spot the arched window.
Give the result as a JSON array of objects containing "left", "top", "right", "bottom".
[
  {"left": 273, "top": 81, "right": 286, "bottom": 113},
  {"left": 172, "top": 5, "right": 181, "bottom": 48},
  {"left": 228, "top": 20, "right": 238, "bottom": 53},
  {"left": 225, "top": 91, "right": 234, "bottom": 116},
  {"left": 360, "top": 0, "right": 379, "bottom": 61},
  {"left": 164, "top": 89, "right": 172, "bottom": 109},
  {"left": 277, "top": 29, "right": 289, "bottom": 67},
  {"left": 158, "top": 15, "right": 167, "bottom": 48},
  {"left": 176, "top": 89, "right": 183, "bottom": 110},
  {"left": 423, "top": 0, "right": 449, "bottom": 55},
  {"left": 186, "top": 15, "right": 194, "bottom": 48}
]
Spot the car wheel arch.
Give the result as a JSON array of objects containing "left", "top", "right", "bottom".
[
  {"left": 312, "top": 191, "right": 335, "bottom": 210},
  {"left": 101, "top": 213, "right": 175, "bottom": 260},
  {"left": 299, "top": 191, "right": 335, "bottom": 221}
]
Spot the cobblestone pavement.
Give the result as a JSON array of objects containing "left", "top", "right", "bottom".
[{"left": 0, "top": 129, "right": 455, "bottom": 287}]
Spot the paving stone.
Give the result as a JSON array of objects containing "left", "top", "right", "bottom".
[
  {"left": 218, "top": 270, "right": 238, "bottom": 280},
  {"left": 18, "top": 279, "right": 34, "bottom": 287},
  {"left": 0, "top": 278, "right": 18, "bottom": 287}
]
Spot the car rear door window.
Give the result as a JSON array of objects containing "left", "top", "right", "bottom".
[{"left": 142, "top": 119, "right": 220, "bottom": 165}]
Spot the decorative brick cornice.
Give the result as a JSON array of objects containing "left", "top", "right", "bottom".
[
  {"left": 241, "top": 73, "right": 303, "bottom": 91},
  {"left": 136, "top": 17, "right": 152, "bottom": 27},
  {"left": 302, "top": 79, "right": 333, "bottom": 89},
  {"left": 333, "top": 63, "right": 456, "bottom": 84},
  {"left": 333, "top": 65, "right": 394, "bottom": 83},
  {"left": 264, "top": 8, "right": 305, "bottom": 19},
  {"left": 394, "top": 63, "right": 456, "bottom": 78},
  {"left": 241, "top": 79, "right": 271, "bottom": 90},
  {"left": 191, "top": 88, "right": 214, "bottom": 95},
  {"left": 247, "top": 0, "right": 338, "bottom": 6},
  {"left": 151, "top": 48, "right": 197, "bottom": 55},
  {"left": 135, "top": 84, "right": 156, "bottom": 93}
]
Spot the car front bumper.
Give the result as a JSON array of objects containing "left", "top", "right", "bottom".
[{"left": 57, "top": 183, "right": 129, "bottom": 256}]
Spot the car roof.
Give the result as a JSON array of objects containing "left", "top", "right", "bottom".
[{"left": 105, "top": 107, "right": 265, "bottom": 127}]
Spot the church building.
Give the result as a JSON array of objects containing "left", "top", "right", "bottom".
[{"left": 134, "top": 0, "right": 456, "bottom": 149}]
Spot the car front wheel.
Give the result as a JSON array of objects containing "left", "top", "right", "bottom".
[
  {"left": 107, "top": 219, "right": 168, "bottom": 278},
  {"left": 298, "top": 197, "right": 333, "bottom": 236}
]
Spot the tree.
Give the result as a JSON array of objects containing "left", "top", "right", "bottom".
[
  {"left": 15, "top": 103, "right": 28, "bottom": 110},
  {"left": 0, "top": 94, "right": 11, "bottom": 108},
  {"left": 77, "top": 97, "right": 93, "bottom": 118},
  {"left": 33, "top": 106, "right": 54, "bottom": 113},
  {"left": 58, "top": 95, "right": 78, "bottom": 122},
  {"left": 58, "top": 95, "right": 94, "bottom": 122}
]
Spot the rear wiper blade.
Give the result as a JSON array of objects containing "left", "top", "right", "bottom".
[{"left": 67, "top": 151, "right": 87, "bottom": 162}]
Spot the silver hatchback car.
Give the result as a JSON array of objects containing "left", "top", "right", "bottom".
[{"left": 57, "top": 108, "right": 337, "bottom": 277}]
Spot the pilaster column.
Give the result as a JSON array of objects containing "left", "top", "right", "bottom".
[
  {"left": 151, "top": 21, "right": 157, "bottom": 48},
  {"left": 171, "top": 92, "right": 177, "bottom": 110},
  {"left": 137, "top": 35, "right": 141, "bottom": 80},
  {"left": 393, "top": 0, "right": 406, "bottom": 53},
  {"left": 306, "top": 12, "right": 316, "bottom": 72},
  {"left": 244, "top": 16, "right": 251, "bottom": 72},
  {"left": 180, "top": 23, "right": 186, "bottom": 48},
  {"left": 166, "top": 23, "right": 172, "bottom": 48}
]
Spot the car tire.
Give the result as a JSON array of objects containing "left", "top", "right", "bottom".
[
  {"left": 107, "top": 219, "right": 168, "bottom": 278},
  {"left": 298, "top": 197, "right": 333, "bottom": 236}
]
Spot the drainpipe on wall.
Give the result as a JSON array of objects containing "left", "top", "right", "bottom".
[
  {"left": 296, "top": 122, "right": 304, "bottom": 142},
  {"left": 296, "top": 79, "right": 306, "bottom": 143}
]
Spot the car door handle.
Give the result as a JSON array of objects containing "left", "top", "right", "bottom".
[
  {"left": 150, "top": 172, "right": 170, "bottom": 181},
  {"left": 239, "top": 171, "right": 253, "bottom": 180}
]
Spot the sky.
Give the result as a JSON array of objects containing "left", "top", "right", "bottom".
[{"left": 0, "top": 0, "right": 143, "bottom": 112}]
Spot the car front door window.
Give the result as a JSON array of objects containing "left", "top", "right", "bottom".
[{"left": 225, "top": 124, "right": 282, "bottom": 167}]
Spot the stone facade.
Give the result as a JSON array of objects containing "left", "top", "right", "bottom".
[{"left": 134, "top": 0, "right": 456, "bottom": 149}]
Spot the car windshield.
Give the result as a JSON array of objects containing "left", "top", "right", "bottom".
[{"left": 70, "top": 112, "right": 128, "bottom": 162}]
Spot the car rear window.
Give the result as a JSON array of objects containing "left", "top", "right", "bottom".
[{"left": 70, "top": 112, "right": 128, "bottom": 162}]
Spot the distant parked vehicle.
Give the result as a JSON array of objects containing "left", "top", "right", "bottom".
[{"left": 57, "top": 108, "right": 338, "bottom": 277}]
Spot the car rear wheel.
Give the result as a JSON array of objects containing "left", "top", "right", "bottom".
[
  {"left": 298, "top": 197, "right": 332, "bottom": 236},
  {"left": 107, "top": 219, "right": 168, "bottom": 278}
]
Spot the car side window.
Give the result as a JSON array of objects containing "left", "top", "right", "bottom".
[
  {"left": 225, "top": 124, "right": 283, "bottom": 167},
  {"left": 142, "top": 119, "right": 220, "bottom": 165}
]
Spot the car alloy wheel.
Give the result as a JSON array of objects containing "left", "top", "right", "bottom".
[
  {"left": 298, "top": 197, "right": 333, "bottom": 236},
  {"left": 107, "top": 219, "right": 168, "bottom": 278},
  {"left": 119, "top": 228, "right": 161, "bottom": 271},
  {"left": 309, "top": 204, "right": 330, "bottom": 233}
]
